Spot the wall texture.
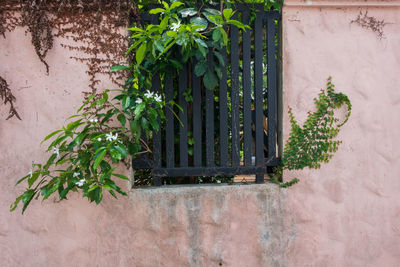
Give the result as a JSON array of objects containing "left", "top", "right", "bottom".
[
  {"left": 282, "top": 1, "right": 400, "bottom": 266},
  {"left": 1, "top": 1, "right": 400, "bottom": 266}
]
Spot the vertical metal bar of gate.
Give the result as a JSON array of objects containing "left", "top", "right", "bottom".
[
  {"left": 267, "top": 12, "right": 278, "bottom": 165},
  {"left": 254, "top": 8, "right": 265, "bottom": 183},
  {"left": 134, "top": 7, "right": 281, "bottom": 183},
  {"left": 230, "top": 11, "right": 240, "bottom": 167},
  {"left": 242, "top": 7, "right": 252, "bottom": 167}
]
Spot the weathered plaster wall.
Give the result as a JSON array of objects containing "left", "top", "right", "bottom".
[
  {"left": 0, "top": 27, "right": 290, "bottom": 266},
  {"left": 282, "top": 1, "right": 400, "bottom": 266},
  {"left": 1, "top": 1, "right": 400, "bottom": 266}
]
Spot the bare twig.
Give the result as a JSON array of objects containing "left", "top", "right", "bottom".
[
  {"left": 351, "top": 11, "right": 386, "bottom": 39},
  {"left": 0, "top": 76, "right": 21, "bottom": 120}
]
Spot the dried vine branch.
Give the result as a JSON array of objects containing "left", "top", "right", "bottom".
[
  {"left": 1, "top": 0, "right": 135, "bottom": 92},
  {"left": 0, "top": 76, "right": 21, "bottom": 120},
  {"left": 351, "top": 11, "right": 386, "bottom": 39},
  {"left": 21, "top": 0, "right": 54, "bottom": 74},
  {"left": 0, "top": 2, "right": 20, "bottom": 37}
]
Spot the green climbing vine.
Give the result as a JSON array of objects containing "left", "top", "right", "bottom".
[{"left": 271, "top": 77, "right": 352, "bottom": 187}]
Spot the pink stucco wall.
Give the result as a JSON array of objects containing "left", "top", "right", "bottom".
[
  {"left": 282, "top": 1, "right": 400, "bottom": 266},
  {"left": 1, "top": 1, "right": 400, "bottom": 266}
]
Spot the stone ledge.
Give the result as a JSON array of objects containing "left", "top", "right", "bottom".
[{"left": 130, "top": 182, "right": 282, "bottom": 196}]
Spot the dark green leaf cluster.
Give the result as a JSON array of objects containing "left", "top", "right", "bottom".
[
  {"left": 272, "top": 77, "right": 352, "bottom": 187},
  {"left": 127, "top": 1, "right": 250, "bottom": 91},
  {"left": 134, "top": 0, "right": 283, "bottom": 11},
  {"left": 11, "top": 73, "right": 170, "bottom": 213}
]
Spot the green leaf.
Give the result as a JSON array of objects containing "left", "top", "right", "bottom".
[
  {"left": 180, "top": 8, "right": 197, "bottom": 17},
  {"left": 88, "top": 185, "right": 100, "bottom": 193},
  {"left": 96, "top": 98, "right": 106, "bottom": 107},
  {"left": 220, "top": 28, "right": 228, "bottom": 46},
  {"left": 110, "top": 148, "right": 122, "bottom": 161},
  {"left": 214, "top": 65, "right": 222, "bottom": 79},
  {"left": 166, "top": 31, "right": 177, "bottom": 38},
  {"left": 106, "top": 189, "right": 118, "bottom": 199},
  {"left": 148, "top": 117, "right": 159, "bottom": 131},
  {"left": 126, "top": 39, "right": 143, "bottom": 56},
  {"left": 10, "top": 195, "right": 23, "bottom": 212},
  {"left": 170, "top": 1, "right": 184, "bottom": 10},
  {"left": 204, "top": 13, "right": 223, "bottom": 25},
  {"left": 59, "top": 184, "right": 73, "bottom": 199},
  {"left": 154, "top": 40, "right": 164, "bottom": 53},
  {"left": 162, "top": 1, "right": 169, "bottom": 10},
  {"left": 122, "top": 95, "right": 131, "bottom": 109},
  {"left": 112, "top": 173, "right": 130, "bottom": 181},
  {"left": 160, "top": 17, "right": 169, "bottom": 30},
  {"left": 204, "top": 8, "right": 221, "bottom": 15},
  {"left": 128, "top": 142, "right": 141, "bottom": 155},
  {"left": 114, "top": 144, "right": 128, "bottom": 158},
  {"left": 194, "top": 61, "right": 207, "bottom": 77},
  {"left": 66, "top": 114, "right": 81, "bottom": 120},
  {"left": 227, "top": 20, "right": 248, "bottom": 31},
  {"left": 77, "top": 94, "right": 95, "bottom": 112},
  {"left": 42, "top": 184, "right": 58, "bottom": 201},
  {"left": 93, "top": 187, "right": 103, "bottom": 204},
  {"left": 169, "top": 59, "right": 183, "bottom": 70},
  {"left": 214, "top": 51, "right": 225, "bottom": 66},
  {"left": 117, "top": 114, "right": 126, "bottom": 126},
  {"left": 21, "top": 189, "right": 36, "bottom": 214},
  {"left": 194, "top": 37, "right": 207, "bottom": 48},
  {"left": 198, "top": 45, "right": 207, "bottom": 58},
  {"left": 130, "top": 119, "right": 140, "bottom": 135},
  {"left": 203, "top": 70, "right": 218, "bottom": 90},
  {"left": 105, "top": 179, "right": 127, "bottom": 196},
  {"left": 93, "top": 149, "right": 107, "bottom": 170},
  {"left": 15, "top": 174, "right": 29, "bottom": 186},
  {"left": 27, "top": 170, "right": 40, "bottom": 188},
  {"left": 102, "top": 91, "right": 109, "bottom": 102},
  {"left": 223, "top": 9, "right": 234, "bottom": 20},
  {"left": 190, "top": 17, "right": 208, "bottom": 31},
  {"left": 74, "top": 131, "right": 87, "bottom": 146},
  {"left": 127, "top": 27, "right": 143, "bottom": 32},
  {"left": 212, "top": 29, "right": 222, "bottom": 42},
  {"left": 149, "top": 8, "right": 166, "bottom": 14},
  {"left": 110, "top": 65, "right": 130, "bottom": 71},
  {"left": 41, "top": 130, "right": 63, "bottom": 144},
  {"left": 136, "top": 42, "right": 147, "bottom": 65},
  {"left": 66, "top": 119, "right": 84, "bottom": 133},
  {"left": 48, "top": 134, "right": 69, "bottom": 150},
  {"left": 134, "top": 102, "right": 146, "bottom": 117}
]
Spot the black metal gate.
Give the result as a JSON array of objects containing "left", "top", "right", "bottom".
[{"left": 133, "top": 4, "right": 281, "bottom": 185}]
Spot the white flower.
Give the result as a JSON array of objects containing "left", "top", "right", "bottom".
[
  {"left": 136, "top": 98, "right": 143, "bottom": 104},
  {"left": 73, "top": 172, "right": 80, "bottom": 178},
  {"left": 28, "top": 170, "right": 33, "bottom": 178},
  {"left": 105, "top": 133, "right": 113, "bottom": 141},
  {"left": 97, "top": 137, "right": 102, "bottom": 141},
  {"left": 75, "top": 178, "right": 85, "bottom": 187},
  {"left": 105, "top": 132, "right": 118, "bottom": 142},
  {"left": 89, "top": 118, "right": 98, "bottom": 123},
  {"left": 154, "top": 94, "right": 162, "bottom": 103},
  {"left": 144, "top": 90, "right": 154, "bottom": 99},
  {"left": 170, "top": 21, "right": 181, "bottom": 32},
  {"left": 89, "top": 119, "right": 94, "bottom": 123},
  {"left": 52, "top": 147, "right": 60, "bottom": 158}
]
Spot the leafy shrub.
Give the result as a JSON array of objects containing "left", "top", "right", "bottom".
[{"left": 271, "top": 77, "right": 352, "bottom": 187}]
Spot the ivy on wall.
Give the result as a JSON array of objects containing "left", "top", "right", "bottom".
[
  {"left": 0, "top": 0, "right": 284, "bottom": 120},
  {"left": 0, "top": 0, "right": 136, "bottom": 120},
  {"left": 0, "top": 76, "right": 21, "bottom": 120}
]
